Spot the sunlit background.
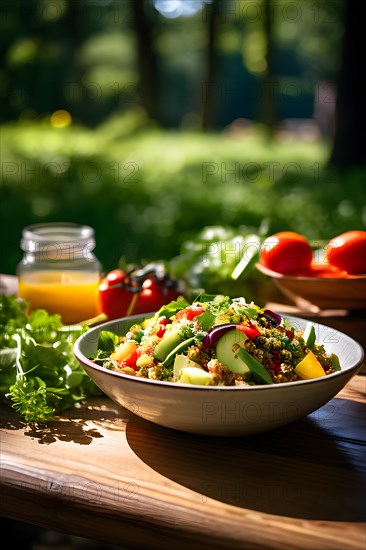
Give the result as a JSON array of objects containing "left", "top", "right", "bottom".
[
  {"left": 1, "top": 0, "right": 365, "bottom": 282},
  {"left": 1, "top": 4, "right": 365, "bottom": 549},
  {"left": 154, "top": 0, "right": 213, "bottom": 18},
  {"left": 1, "top": 0, "right": 343, "bottom": 128}
]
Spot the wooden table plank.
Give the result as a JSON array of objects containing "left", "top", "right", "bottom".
[{"left": 1, "top": 375, "right": 365, "bottom": 550}]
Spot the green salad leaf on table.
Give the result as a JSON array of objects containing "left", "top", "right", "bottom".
[{"left": 0, "top": 294, "right": 101, "bottom": 423}]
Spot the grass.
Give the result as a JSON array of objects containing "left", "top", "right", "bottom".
[{"left": 1, "top": 114, "right": 365, "bottom": 280}]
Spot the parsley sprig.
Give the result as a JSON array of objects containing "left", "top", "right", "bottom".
[{"left": 0, "top": 294, "right": 101, "bottom": 423}]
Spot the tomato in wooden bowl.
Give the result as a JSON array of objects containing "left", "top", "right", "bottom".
[{"left": 257, "top": 230, "right": 366, "bottom": 311}]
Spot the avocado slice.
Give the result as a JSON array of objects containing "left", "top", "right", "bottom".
[
  {"left": 153, "top": 330, "right": 183, "bottom": 362},
  {"left": 215, "top": 329, "right": 250, "bottom": 377}
]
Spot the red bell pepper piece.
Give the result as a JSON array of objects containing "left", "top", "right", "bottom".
[{"left": 235, "top": 324, "right": 260, "bottom": 340}]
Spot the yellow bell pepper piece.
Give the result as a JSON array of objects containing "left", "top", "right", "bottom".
[{"left": 295, "top": 351, "right": 326, "bottom": 379}]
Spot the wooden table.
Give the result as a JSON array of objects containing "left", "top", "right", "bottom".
[{"left": 1, "top": 275, "right": 366, "bottom": 549}]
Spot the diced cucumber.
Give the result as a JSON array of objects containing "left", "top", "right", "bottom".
[
  {"left": 173, "top": 354, "right": 202, "bottom": 381},
  {"left": 173, "top": 352, "right": 213, "bottom": 385},
  {"left": 178, "top": 366, "right": 213, "bottom": 385},
  {"left": 153, "top": 330, "right": 183, "bottom": 362},
  {"left": 215, "top": 329, "right": 250, "bottom": 377}
]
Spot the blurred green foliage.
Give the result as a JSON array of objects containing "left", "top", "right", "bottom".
[
  {"left": 1, "top": 113, "right": 365, "bottom": 280},
  {"left": 0, "top": 0, "right": 345, "bottom": 128}
]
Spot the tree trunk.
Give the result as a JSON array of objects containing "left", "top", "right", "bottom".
[
  {"left": 260, "top": 0, "right": 276, "bottom": 137},
  {"left": 328, "top": 0, "right": 366, "bottom": 168},
  {"left": 202, "top": 0, "right": 220, "bottom": 130},
  {"left": 130, "top": 0, "right": 158, "bottom": 121}
]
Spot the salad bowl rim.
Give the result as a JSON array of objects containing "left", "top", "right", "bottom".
[{"left": 74, "top": 313, "right": 364, "bottom": 391}]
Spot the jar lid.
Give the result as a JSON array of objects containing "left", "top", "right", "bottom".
[{"left": 21, "top": 222, "right": 96, "bottom": 254}]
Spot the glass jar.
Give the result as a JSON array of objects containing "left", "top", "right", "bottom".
[{"left": 17, "top": 222, "right": 102, "bottom": 324}]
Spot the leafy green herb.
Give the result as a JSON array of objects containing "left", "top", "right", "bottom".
[
  {"left": 91, "top": 331, "right": 121, "bottom": 364},
  {"left": 0, "top": 294, "right": 101, "bottom": 423},
  {"left": 195, "top": 293, "right": 233, "bottom": 314},
  {"left": 330, "top": 353, "right": 341, "bottom": 372},
  {"left": 155, "top": 296, "right": 190, "bottom": 319},
  {"left": 97, "top": 330, "right": 120, "bottom": 353},
  {"left": 196, "top": 310, "right": 216, "bottom": 332},
  {"left": 232, "top": 303, "right": 260, "bottom": 319}
]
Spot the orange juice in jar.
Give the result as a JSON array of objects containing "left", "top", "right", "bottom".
[{"left": 17, "top": 223, "right": 102, "bottom": 324}]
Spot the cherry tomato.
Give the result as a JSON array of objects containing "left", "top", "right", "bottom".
[
  {"left": 156, "top": 316, "right": 168, "bottom": 338},
  {"left": 175, "top": 305, "right": 205, "bottom": 321},
  {"left": 298, "top": 260, "right": 348, "bottom": 278},
  {"left": 260, "top": 231, "right": 313, "bottom": 275},
  {"left": 324, "top": 230, "right": 366, "bottom": 274},
  {"left": 98, "top": 269, "right": 181, "bottom": 320},
  {"left": 98, "top": 269, "right": 135, "bottom": 320},
  {"left": 132, "top": 277, "right": 180, "bottom": 315}
]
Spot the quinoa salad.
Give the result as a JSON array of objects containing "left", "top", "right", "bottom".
[{"left": 92, "top": 294, "right": 341, "bottom": 386}]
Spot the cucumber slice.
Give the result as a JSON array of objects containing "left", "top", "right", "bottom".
[
  {"left": 163, "top": 336, "right": 196, "bottom": 366},
  {"left": 154, "top": 330, "right": 183, "bottom": 362},
  {"left": 215, "top": 329, "right": 250, "bottom": 376},
  {"left": 237, "top": 347, "right": 273, "bottom": 384}
]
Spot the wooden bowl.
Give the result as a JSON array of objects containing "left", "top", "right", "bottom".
[{"left": 256, "top": 263, "right": 366, "bottom": 311}]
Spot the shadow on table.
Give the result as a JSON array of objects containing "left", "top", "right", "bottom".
[
  {"left": 0, "top": 517, "right": 131, "bottom": 550},
  {"left": 0, "top": 399, "right": 128, "bottom": 445},
  {"left": 126, "top": 397, "right": 366, "bottom": 521}
]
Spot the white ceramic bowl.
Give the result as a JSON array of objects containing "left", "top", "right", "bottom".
[{"left": 74, "top": 314, "right": 364, "bottom": 436}]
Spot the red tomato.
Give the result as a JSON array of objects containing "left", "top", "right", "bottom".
[
  {"left": 260, "top": 231, "right": 313, "bottom": 275},
  {"left": 156, "top": 317, "right": 168, "bottom": 337},
  {"left": 236, "top": 324, "right": 260, "bottom": 339},
  {"left": 175, "top": 305, "right": 205, "bottom": 321},
  {"left": 324, "top": 230, "right": 366, "bottom": 274},
  {"left": 98, "top": 269, "right": 181, "bottom": 320},
  {"left": 132, "top": 278, "right": 180, "bottom": 315},
  {"left": 298, "top": 260, "right": 348, "bottom": 278},
  {"left": 98, "top": 269, "right": 135, "bottom": 320}
]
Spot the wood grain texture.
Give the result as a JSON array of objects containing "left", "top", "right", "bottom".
[{"left": 1, "top": 376, "right": 365, "bottom": 550}]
